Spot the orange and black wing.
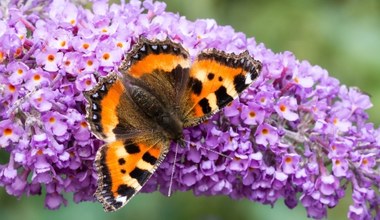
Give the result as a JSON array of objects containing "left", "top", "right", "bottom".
[
  {"left": 84, "top": 73, "right": 170, "bottom": 211},
  {"left": 84, "top": 73, "right": 157, "bottom": 142},
  {"left": 95, "top": 138, "right": 169, "bottom": 212},
  {"left": 182, "top": 49, "right": 262, "bottom": 127},
  {"left": 118, "top": 38, "right": 191, "bottom": 117}
]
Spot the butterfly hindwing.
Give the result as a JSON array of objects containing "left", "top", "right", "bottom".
[
  {"left": 183, "top": 49, "right": 262, "bottom": 126},
  {"left": 95, "top": 138, "right": 169, "bottom": 212}
]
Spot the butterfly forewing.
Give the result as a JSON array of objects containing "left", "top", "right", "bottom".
[
  {"left": 182, "top": 49, "right": 262, "bottom": 127},
  {"left": 119, "top": 38, "right": 191, "bottom": 109}
]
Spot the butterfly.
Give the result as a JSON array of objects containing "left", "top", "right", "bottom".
[{"left": 84, "top": 37, "right": 262, "bottom": 211}]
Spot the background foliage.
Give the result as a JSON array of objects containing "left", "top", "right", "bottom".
[{"left": 1, "top": 0, "right": 379, "bottom": 219}]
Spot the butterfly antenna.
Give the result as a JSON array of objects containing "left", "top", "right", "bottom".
[
  {"left": 182, "top": 139, "right": 234, "bottom": 160},
  {"left": 168, "top": 142, "right": 179, "bottom": 197}
]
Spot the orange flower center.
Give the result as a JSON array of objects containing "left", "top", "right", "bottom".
[
  {"left": 87, "top": 60, "right": 93, "bottom": 66},
  {"left": 33, "top": 74, "right": 41, "bottom": 81},
  {"left": 82, "top": 43, "right": 89, "bottom": 50},
  {"left": 0, "top": 51, "right": 4, "bottom": 62},
  {"left": 262, "top": 128, "right": 269, "bottom": 135},
  {"left": 80, "top": 121, "right": 88, "bottom": 128},
  {"left": 279, "top": 104, "right": 286, "bottom": 112},
  {"left": 116, "top": 42, "right": 123, "bottom": 48},
  {"left": 60, "top": 41, "right": 66, "bottom": 47},
  {"left": 17, "top": 69, "right": 23, "bottom": 75},
  {"left": 8, "top": 84, "right": 16, "bottom": 92},
  {"left": 362, "top": 158, "right": 368, "bottom": 165},
  {"left": 249, "top": 111, "right": 256, "bottom": 118},
  {"left": 37, "top": 149, "right": 43, "bottom": 155},
  {"left": 3, "top": 128, "right": 13, "bottom": 136},
  {"left": 47, "top": 54, "right": 55, "bottom": 62},
  {"left": 285, "top": 157, "right": 292, "bottom": 163},
  {"left": 333, "top": 118, "right": 338, "bottom": 125},
  {"left": 14, "top": 47, "right": 22, "bottom": 56},
  {"left": 49, "top": 117, "right": 56, "bottom": 123},
  {"left": 102, "top": 53, "right": 110, "bottom": 60}
]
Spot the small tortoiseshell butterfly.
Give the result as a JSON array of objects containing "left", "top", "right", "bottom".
[{"left": 84, "top": 38, "right": 262, "bottom": 211}]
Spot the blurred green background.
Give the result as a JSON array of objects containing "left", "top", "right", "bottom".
[{"left": 1, "top": 0, "right": 380, "bottom": 219}]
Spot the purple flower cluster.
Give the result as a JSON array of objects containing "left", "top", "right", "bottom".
[{"left": 0, "top": 0, "right": 379, "bottom": 219}]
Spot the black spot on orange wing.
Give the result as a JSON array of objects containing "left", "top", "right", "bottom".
[
  {"left": 117, "top": 184, "right": 135, "bottom": 198},
  {"left": 142, "top": 152, "right": 157, "bottom": 165},
  {"left": 207, "top": 73, "right": 215, "bottom": 80},
  {"left": 199, "top": 98, "right": 212, "bottom": 114},
  {"left": 124, "top": 142, "right": 140, "bottom": 154},
  {"left": 233, "top": 74, "right": 247, "bottom": 93},
  {"left": 130, "top": 167, "right": 151, "bottom": 186},
  {"left": 189, "top": 77, "right": 202, "bottom": 96},
  {"left": 215, "top": 86, "right": 233, "bottom": 109},
  {"left": 118, "top": 158, "right": 126, "bottom": 165}
]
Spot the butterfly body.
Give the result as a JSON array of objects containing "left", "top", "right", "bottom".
[{"left": 84, "top": 38, "right": 262, "bottom": 211}]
